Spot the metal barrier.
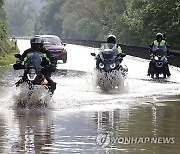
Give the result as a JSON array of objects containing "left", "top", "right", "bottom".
[
  {"left": 62, "top": 39, "right": 180, "bottom": 67},
  {"left": 14, "top": 37, "right": 180, "bottom": 67}
]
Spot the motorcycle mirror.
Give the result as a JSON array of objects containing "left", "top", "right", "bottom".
[
  {"left": 14, "top": 54, "right": 21, "bottom": 58},
  {"left": 91, "top": 53, "right": 96, "bottom": 57}
]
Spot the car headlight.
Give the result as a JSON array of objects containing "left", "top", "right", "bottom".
[
  {"left": 154, "top": 56, "right": 159, "bottom": 61},
  {"left": 99, "top": 63, "right": 104, "bottom": 68},
  {"left": 110, "top": 63, "right": 116, "bottom": 69}
]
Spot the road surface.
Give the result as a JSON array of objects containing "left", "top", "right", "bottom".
[{"left": 0, "top": 39, "right": 179, "bottom": 153}]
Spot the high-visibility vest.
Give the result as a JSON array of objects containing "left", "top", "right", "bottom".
[
  {"left": 23, "top": 52, "right": 51, "bottom": 65},
  {"left": 100, "top": 44, "right": 122, "bottom": 53},
  {"left": 153, "top": 40, "right": 166, "bottom": 46}
]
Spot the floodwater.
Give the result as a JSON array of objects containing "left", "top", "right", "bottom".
[{"left": 0, "top": 40, "right": 179, "bottom": 153}]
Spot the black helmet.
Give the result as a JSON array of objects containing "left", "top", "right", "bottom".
[
  {"left": 156, "top": 33, "right": 163, "bottom": 40},
  {"left": 30, "top": 36, "right": 44, "bottom": 45},
  {"left": 107, "top": 34, "right": 116, "bottom": 44},
  {"left": 30, "top": 36, "right": 44, "bottom": 50}
]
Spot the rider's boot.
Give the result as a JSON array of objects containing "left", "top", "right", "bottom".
[
  {"left": 15, "top": 79, "right": 23, "bottom": 87},
  {"left": 147, "top": 63, "right": 152, "bottom": 76},
  {"left": 50, "top": 81, "right": 57, "bottom": 94},
  {"left": 45, "top": 76, "right": 56, "bottom": 95},
  {"left": 166, "top": 65, "right": 171, "bottom": 77}
]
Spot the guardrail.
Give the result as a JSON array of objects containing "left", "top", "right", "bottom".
[
  {"left": 14, "top": 37, "right": 180, "bottom": 67},
  {"left": 62, "top": 39, "right": 180, "bottom": 67}
]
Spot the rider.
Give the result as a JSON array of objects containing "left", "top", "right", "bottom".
[
  {"left": 97, "top": 34, "right": 127, "bottom": 73},
  {"left": 148, "top": 33, "right": 171, "bottom": 76},
  {"left": 149, "top": 33, "right": 169, "bottom": 52},
  {"left": 100, "top": 34, "right": 123, "bottom": 53},
  {"left": 13, "top": 36, "right": 57, "bottom": 94}
]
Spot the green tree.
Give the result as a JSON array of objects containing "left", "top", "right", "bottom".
[
  {"left": 0, "top": 0, "right": 17, "bottom": 62},
  {"left": 5, "top": 0, "right": 36, "bottom": 36},
  {"left": 35, "top": 0, "right": 180, "bottom": 49},
  {"left": 123, "top": 0, "right": 180, "bottom": 49},
  {"left": 0, "top": 0, "right": 3, "bottom": 8},
  {"left": 59, "top": 0, "right": 102, "bottom": 39},
  {"left": 34, "top": 0, "right": 65, "bottom": 36}
]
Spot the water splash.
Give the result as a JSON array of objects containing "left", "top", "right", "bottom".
[
  {"left": 93, "top": 70, "right": 125, "bottom": 91},
  {"left": 13, "top": 83, "right": 51, "bottom": 108}
]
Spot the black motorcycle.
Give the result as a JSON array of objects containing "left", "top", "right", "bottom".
[
  {"left": 14, "top": 52, "right": 51, "bottom": 104},
  {"left": 91, "top": 43, "right": 128, "bottom": 90},
  {"left": 148, "top": 45, "right": 170, "bottom": 78}
]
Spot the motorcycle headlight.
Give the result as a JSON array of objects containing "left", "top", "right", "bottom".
[
  {"left": 154, "top": 56, "right": 159, "bottom": 61},
  {"left": 27, "top": 73, "right": 37, "bottom": 81},
  {"left": 99, "top": 63, "right": 104, "bottom": 69},
  {"left": 110, "top": 63, "right": 116, "bottom": 69}
]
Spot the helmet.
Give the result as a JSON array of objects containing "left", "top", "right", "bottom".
[
  {"left": 30, "top": 36, "right": 44, "bottom": 45},
  {"left": 107, "top": 34, "right": 116, "bottom": 44},
  {"left": 30, "top": 36, "right": 44, "bottom": 50},
  {"left": 156, "top": 33, "right": 163, "bottom": 40}
]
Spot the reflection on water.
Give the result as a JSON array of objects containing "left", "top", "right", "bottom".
[
  {"left": 0, "top": 109, "right": 53, "bottom": 154},
  {"left": 0, "top": 66, "right": 179, "bottom": 153},
  {"left": 0, "top": 101, "right": 179, "bottom": 153},
  {"left": 15, "top": 109, "right": 53, "bottom": 154},
  {"left": 0, "top": 66, "right": 11, "bottom": 87}
]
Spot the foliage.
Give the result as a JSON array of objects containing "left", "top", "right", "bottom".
[
  {"left": 5, "top": 0, "right": 44, "bottom": 36},
  {"left": 0, "top": 46, "right": 17, "bottom": 65},
  {"left": 0, "top": 0, "right": 18, "bottom": 65},
  {"left": 0, "top": 0, "right": 3, "bottom": 8},
  {"left": 123, "top": 0, "right": 180, "bottom": 48},
  {"left": 34, "top": 0, "right": 65, "bottom": 36},
  {"left": 59, "top": 0, "right": 102, "bottom": 40},
  {"left": 35, "top": 0, "right": 180, "bottom": 49}
]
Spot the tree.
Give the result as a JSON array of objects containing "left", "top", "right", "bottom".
[
  {"left": 59, "top": 0, "right": 102, "bottom": 39},
  {"left": 123, "top": 0, "right": 180, "bottom": 49},
  {"left": 0, "top": 0, "right": 4, "bottom": 8},
  {"left": 34, "top": 0, "right": 65, "bottom": 36},
  {"left": 5, "top": 0, "right": 38, "bottom": 36}
]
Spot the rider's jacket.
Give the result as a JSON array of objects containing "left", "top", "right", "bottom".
[
  {"left": 153, "top": 40, "right": 167, "bottom": 47},
  {"left": 100, "top": 44, "right": 122, "bottom": 53},
  {"left": 20, "top": 47, "right": 57, "bottom": 66},
  {"left": 150, "top": 40, "right": 169, "bottom": 54}
]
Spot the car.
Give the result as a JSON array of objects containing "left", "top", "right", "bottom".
[{"left": 40, "top": 35, "right": 67, "bottom": 63}]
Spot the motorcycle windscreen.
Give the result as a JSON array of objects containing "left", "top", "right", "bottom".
[
  {"left": 100, "top": 43, "right": 119, "bottom": 61},
  {"left": 27, "top": 68, "right": 37, "bottom": 81},
  {"left": 152, "top": 45, "right": 168, "bottom": 56},
  {"left": 101, "top": 50, "right": 114, "bottom": 61},
  {"left": 26, "top": 52, "right": 43, "bottom": 71}
]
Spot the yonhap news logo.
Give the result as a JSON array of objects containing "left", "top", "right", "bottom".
[{"left": 96, "top": 133, "right": 175, "bottom": 148}]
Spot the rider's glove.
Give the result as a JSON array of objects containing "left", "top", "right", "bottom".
[
  {"left": 13, "top": 60, "right": 22, "bottom": 70},
  {"left": 13, "top": 63, "right": 19, "bottom": 70}
]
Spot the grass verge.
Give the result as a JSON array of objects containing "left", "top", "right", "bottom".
[
  {"left": 0, "top": 49, "right": 19, "bottom": 66},
  {"left": 0, "top": 39, "right": 19, "bottom": 66}
]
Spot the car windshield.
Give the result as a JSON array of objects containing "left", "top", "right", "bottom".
[{"left": 42, "top": 36, "right": 62, "bottom": 45}]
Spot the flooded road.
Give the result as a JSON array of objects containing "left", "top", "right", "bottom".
[{"left": 0, "top": 39, "right": 179, "bottom": 153}]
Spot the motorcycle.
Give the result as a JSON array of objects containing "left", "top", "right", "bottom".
[
  {"left": 148, "top": 44, "right": 170, "bottom": 78},
  {"left": 14, "top": 52, "right": 51, "bottom": 106},
  {"left": 91, "top": 43, "right": 128, "bottom": 90}
]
